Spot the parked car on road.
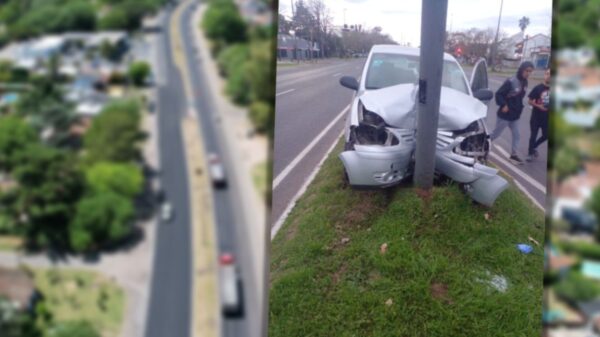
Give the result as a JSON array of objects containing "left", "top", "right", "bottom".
[
  {"left": 338, "top": 45, "right": 507, "bottom": 206},
  {"left": 208, "top": 153, "right": 227, "bottom": 188},
  {"left": 219, "top": 253, "right": 243, "bottom": 317}
]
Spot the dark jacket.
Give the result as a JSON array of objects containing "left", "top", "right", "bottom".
[{"left": 494, "top": 61, "right": 534, "bottom": 121}]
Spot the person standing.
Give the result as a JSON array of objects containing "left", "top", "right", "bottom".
[
  {"left": 526, "top": 68, "right": 551, "bottom": 161},
  {"left": 490, "top": 61, "right": 535, "bottom": 165}
]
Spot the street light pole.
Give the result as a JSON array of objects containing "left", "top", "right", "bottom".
[
  {"left": 491, "top": 0, "right": 504, "bottom": 69},
  {"left": 414, "top": 0, "right": 448, "bottom": 190}
]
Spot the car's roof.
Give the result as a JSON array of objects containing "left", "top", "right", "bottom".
[{"left": 370, "top": 45, "right": 457, "bottom": 62}]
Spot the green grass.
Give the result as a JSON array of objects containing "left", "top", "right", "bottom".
[
  {"left": 270, "top": 140, "right": 545, "bottom": 337},
  {"left": 32, "top": 268, "right": 125, "bottom": 337}
]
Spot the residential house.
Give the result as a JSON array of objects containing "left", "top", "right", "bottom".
[
  {"left": 497, "top": 32, "right": 551, "bottom": 68},
  {"left": 522, "top": 34, "right": 551, "bottom": 68},
  {"left": 552, "top": 162, "right": 600, "bottom": 220},
  {"left": 277, "top": 33, "right": 320, "bottom": 61}
]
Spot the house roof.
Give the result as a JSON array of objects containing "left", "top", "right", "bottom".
[
  {"left": 0, "top": 267, "right": 35, "bottom": 309},
  {"left": 549, "top": 254, "right": 576, "bottom": 271}
]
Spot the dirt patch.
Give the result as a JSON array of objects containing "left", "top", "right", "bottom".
[
  {"left": 430, "top": 282, "right": 453, "bottom": 305},
  {"left": 332, "top": 263, "right": 348, "bottom": 285}
]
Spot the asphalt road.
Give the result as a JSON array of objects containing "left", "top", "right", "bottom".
[
  {"left": 180, "top": 1, "right": 255, "bottom": 336},
  {"left": 145, "top": 6, "right": 192, "bottom": 337},
  {"left": 272, "top": 59, "right": 548, "bottom": 230},
  {"left": 145, "top": 3, "right": 253, "bottom": 337}
]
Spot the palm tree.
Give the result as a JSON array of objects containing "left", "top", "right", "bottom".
[{"left": 519, "top": 16, "right": 530, "bottom": 33}]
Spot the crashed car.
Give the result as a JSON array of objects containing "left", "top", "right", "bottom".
[{"left": 338, "top": 45, "right": 508, "bottom": 206}]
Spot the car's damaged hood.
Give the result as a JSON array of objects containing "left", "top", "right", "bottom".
[{"left": 359, "top": 84, "right": 487, "bottom": 130}]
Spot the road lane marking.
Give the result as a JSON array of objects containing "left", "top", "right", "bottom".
[
  {"left": 272, "top": 129, "right": 345, "bottom": 240},
  {"left": 490, "top": 147, "right": 546, "bottom": 193},
  {"left": 332, "top": 72, "right": 341, "bottom": 77},
  {"left": 276, "top": 88, "right": 296, "bottom": 96},
  {"left": 272, "top": 104, "right": 350, "bottom": 189},
  {"left": 514, "top": 179, "right": 545, "bottom": 211}
]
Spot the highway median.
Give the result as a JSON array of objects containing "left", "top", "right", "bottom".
[{"left": 270, "top": 139, "right": 544, "bottom": 337}]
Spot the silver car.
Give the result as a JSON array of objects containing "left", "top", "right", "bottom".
[
  {"left": 219, "top": 253, "right": 242, "bottom": 317},
  {"left": 339, "top": 45, "right": 508, "bottom": 206}
]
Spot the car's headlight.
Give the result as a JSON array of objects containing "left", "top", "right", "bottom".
[{"left": 359, "top": 104, "right": 385, "bottom": 128}]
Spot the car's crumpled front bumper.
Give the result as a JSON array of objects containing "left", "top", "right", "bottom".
[{"left": 340, "top": 128, "right": 508, "bottom": 206}]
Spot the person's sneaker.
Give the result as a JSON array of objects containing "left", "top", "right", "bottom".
[
  {"left": 526, "top": 154, "right": 535, "bottom": 162},
  {"left": 510, "top": 155, "right": 525, "bottom": 165},
  {"left": 533, "top": 149, "right": 539, "bottom": 158}
]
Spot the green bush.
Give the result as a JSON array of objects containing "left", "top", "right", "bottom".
[
  {"left": 70, "top": 192, "right": 134, "bottom": 252},
  {"left": 249, "top": 101, "right": 273, "bottom": 134},
  {"left": 202, "top": 0, "right": 247, "bottom": 45},
  {"left": 555, "top": 272, "right": 600, "bottom": 302},
  {"left": 558, "top": 241, "right": 600, "bottom": 260},
  {"left": 217, "top": 44, "right": 249, "bottom": 77},
  {"left": 128, "top": 61, "right": 151, "bottom": 87},
  {"left": 226, "top": 62, "right": 250, "bottom": 105}
]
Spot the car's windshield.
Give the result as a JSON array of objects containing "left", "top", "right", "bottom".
[{"left": 365, "top": 53, "right": 469, "bottom": 95}]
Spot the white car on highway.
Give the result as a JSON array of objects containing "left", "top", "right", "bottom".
[
  {"left": 219, "top": 253, "right": 242, "bottom": 317},
  {"left": 338, "top": 45, "right": 508, "bottom": 206},
  {"left": 161, "top": 202, "right": 173, "bottom": 223},
  {"left": 208, "top": 153, "right": 227, "bottom": 188}
]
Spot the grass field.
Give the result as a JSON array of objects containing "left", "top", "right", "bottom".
[
  {"left": 33, "top": 268, "right": 125, "bottom": 337},
  {"left": 270, "top": 141, "right": 545, "bottom": 337}
]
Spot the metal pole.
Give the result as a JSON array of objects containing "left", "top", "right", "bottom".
[
  {"left": 491, "top": 0, "right": 503, "bottom": 68},
  {"left": 414, "top": 0, "right": 448, "bottom": 190}
]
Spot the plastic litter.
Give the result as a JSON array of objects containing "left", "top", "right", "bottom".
[{"left": 517, "top": 244, "right": 533, "bottom": 254}]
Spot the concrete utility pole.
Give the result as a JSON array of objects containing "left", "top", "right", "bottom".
[
  {"left": 491, "top": 0, "right": 504, "bottom": 68},
  {"left": 414, "top": 0, "right": 448, "bottom": 190}
]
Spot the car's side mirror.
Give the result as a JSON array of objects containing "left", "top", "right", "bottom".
[
  {"left": 340, "top": 76, "right": 359, "bottom": 91},
  {"left": 473, "top": 88, "right": 493, "bottom": 101}
]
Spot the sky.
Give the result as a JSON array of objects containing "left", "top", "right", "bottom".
[{"left": 278, "top": 0, "right": 553, "bottom": 46}]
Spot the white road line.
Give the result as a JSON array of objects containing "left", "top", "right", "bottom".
[
  {"left": 276, "top": 88, "right": 296, "bottom": 96},
  {"left": 332, "top": 72, "right": 342, "bottom": 77},
  {"left": 272, "top": 104, "right": 350, "bottom": 189},
  {"left": 271, "top": 129, "right": 345, "bottom": 240},
  {"left": 514, "top": 179, "right": 545, "bottom": 211},
  {"left": 490, "top": 148, "right": 546, "bottom": 193}
]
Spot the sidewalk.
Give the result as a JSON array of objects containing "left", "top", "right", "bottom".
[{"left": 192, "top": 5, "right": 267, "bottom": 337}]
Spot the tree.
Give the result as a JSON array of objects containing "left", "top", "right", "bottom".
[
  {"left": 202, "top": 0, "right": 247, "bottom": 46},
  {"left": 58, "top": 2, "right": 97, "bottom": 32},
  {"left": 557, "top": 21, "right": 586, "bottom": 49},
  {"left": 554, "top": 146, "right": 580, "bottom": 182},
  {"left": 70, "top": 192, "right": 134, "bottom": 252},
  {"left": 518, "top": 16, "right": 530, "bottom": 33},
  {"left": 48, "top": 321, "right": 101, "bottom": 337},
  {"left": 246, "top": 40, "right": 274, "bottom": 103},
  {"left": 98, "top": 9, "right": 128, "bottom": 30},
  {"left": 12, "top": 145, "right": 84, "bottom": 249},
  {"left": 128, "top": 61, "right": 151, "bottom": 87},
  {"left": 16, "top": 77, "right": 76, "bottom": 146},
  {"left": 217, "top": 44, "right": 249, "bottom": 77},
  {"left": 86, "top": 162, "right": 143, "bottom": 198},
  {"left": 0, "top": 115, "right": 38, "bottom": 172},
  {"left": 84, "top": 100, "right": 144, "bottom": 164}
]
